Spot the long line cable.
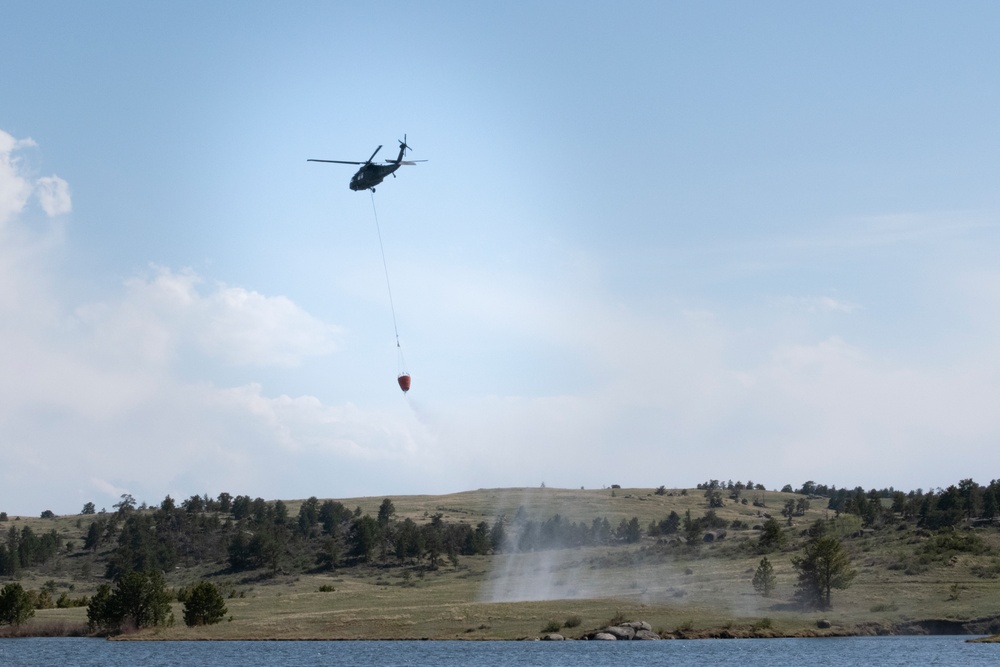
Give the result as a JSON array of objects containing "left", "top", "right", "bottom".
[{"left": 369, "top": 191, "right": 401, "bottom": 349}]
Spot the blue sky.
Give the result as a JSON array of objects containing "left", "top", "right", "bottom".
[{"left": 3, "top": 2, "right": 1000, "bottom": 514}]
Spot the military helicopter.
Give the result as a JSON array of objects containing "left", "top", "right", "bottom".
[{"left": 308, "top": 135, "right": 425, "bottom": 192}]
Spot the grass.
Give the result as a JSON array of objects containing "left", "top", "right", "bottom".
[{"left": 6, "top": 487, "right": 1000, "bottom": 640}]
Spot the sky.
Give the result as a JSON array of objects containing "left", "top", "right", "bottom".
[{"left": 3, "top": 2, "right": 1000, "bottom": 515}]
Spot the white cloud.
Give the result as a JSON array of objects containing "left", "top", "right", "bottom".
[
  {"left": 0, "top": 130, "right": 36, "bottom": 227},
  {"left": 75, "top": 265, "right": 340, "bottom": 369},
  {"left": 35, "top": 175, "right": 72, "bottom": 216},
  {"left": 0, "top": 131, "right": 69, "bottom": 224}
]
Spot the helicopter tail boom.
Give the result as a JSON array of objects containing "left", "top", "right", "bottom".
[{"left": 388, "top": 134, "right": 411, "bottom": 164}]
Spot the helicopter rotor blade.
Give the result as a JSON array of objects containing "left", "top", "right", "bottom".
[
  {"left": 366, "top": 145, "right": 383, "bottom": 163},
  {"left": 307, "top": 159, "right": 364, "bottom": 165}
]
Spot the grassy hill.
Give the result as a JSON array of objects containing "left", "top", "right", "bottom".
[{"left": 3, "top": 485, "right": 1000, "bottom": 639}]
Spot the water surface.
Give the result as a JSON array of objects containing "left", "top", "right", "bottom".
[{"left": 0, "top": 635, "right": 995, "bottom": 667}]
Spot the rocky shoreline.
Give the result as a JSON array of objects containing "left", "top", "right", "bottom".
[{"left": 537, "top": 616, "right": 1000, "bottom": 642}]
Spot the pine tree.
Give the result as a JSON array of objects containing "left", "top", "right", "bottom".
[
  {"left": 183, "top": 581, "right": 228, "bottom": 626},
  {"left": 752, "top": 556, "right": 777, "bottom": 597},
  {"left": 792, "top": 536, "right": 856, "bottom": 609},
  {"left": 0, "top": 583, "right": 35, "bottom": 626}
]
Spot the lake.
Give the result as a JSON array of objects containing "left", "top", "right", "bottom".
[{"left": 0, "top": 636, "right": 995, "bottom": 666}]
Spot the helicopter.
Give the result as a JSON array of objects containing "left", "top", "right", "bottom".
[{"left": 308, "top": 135, "right": 425, "bottom": 192}]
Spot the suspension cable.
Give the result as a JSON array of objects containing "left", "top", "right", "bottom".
[{"left": 369, "top": 191, "right": 401, "bottom": 348}]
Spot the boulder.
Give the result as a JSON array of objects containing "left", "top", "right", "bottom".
[
  {"left": 623, "top": 621, "right": 652, "bottom": 632},
  {"left": 542, "top": 633, "right": 565, "bottom": 641},
  {"left": 602, "top": 625, "right": 636, "bottom": 640},
  {"left": 583, "top": 620, "right": 659, "bottom": 640}
]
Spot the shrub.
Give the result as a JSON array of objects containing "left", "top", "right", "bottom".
[
  {"left": 606, "top": 610, "right": 627, "bottom": 626},
  {"left": 563, "top": 615, "right": 582, "bottom": 628},
  {"left": 541, "top": 620, "right": 561, "bottom": 633},
  {"left": 922, "top": 531, "right": 988, "bottom": 559}
]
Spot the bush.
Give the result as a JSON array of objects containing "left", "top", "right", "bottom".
[
  {"left": 182, "top": 582, "right": 228, "bottom": 627},
  {"left": 606, "top": 610, "right": 627, "bottom": 626},
  {"left": 563, "top": 615, "right": 582, "bottom": 628},
  {"left": 922, "top": 531, "right": 988, "bottom": 558},
  {"left": 541, "top": 620, "right": 561, "bottom": 633}
]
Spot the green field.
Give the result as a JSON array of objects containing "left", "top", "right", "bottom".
[{"left": 4, "top": 486, "right": 1000, "bottom": 640}]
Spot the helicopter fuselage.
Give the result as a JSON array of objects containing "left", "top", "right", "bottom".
[{"left": 349, "top": 163, "right": 402, "bottom": 191}]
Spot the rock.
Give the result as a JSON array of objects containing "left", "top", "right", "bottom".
[
  {"left": 817, "top": 619, "right": 832, "bottom": 629},
  {"left": 634, "top": 629, "right": 661, "bottom": 640},
  {"left": 592, "top": 632, "right": 617, "bottom": 640},
  {"left": 542, "top": 633, "right": 565, "bottom": 641},
  {"left": 602, "top": 625, "right": 636, "bottom": 640},
  {"left": 623, "top": 621, "right": 652, "bottom": 632}
]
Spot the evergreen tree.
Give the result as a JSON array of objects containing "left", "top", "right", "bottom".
[
  {"left": 792, "top": 535, "right": 856, "bottom": 609},
  {"left": 227, "top": 531, "right": 253, "bottom": 571},
  {"left": 620, "top": 517, "right": 642, "bottom": 543},
  {"left": 349, "top": 515, "right": 379, "bottom": 562},
  {"left": 658, "top": 511, "right": 681, "bottom": 535},
  {"left": 105, "top": 513, "right": 177, "bottom": 579},
  {"left": 758, "top": 517, "right": 786, "bottom": 552},
  {"left": 86, "top": 571, "right": 171, "bottom": 633},
  {"left": 489, "top": 517, "right": 507, "bottom": 553},
  {"left": 296, "top": 497, "right": 320, "bottom": 537},
  {"left": 752, "top": 556, "right": 777, "bottom": 597},
  {"left": 85, "top": 521, "right": 102, "bottom": 552},
  {"left": 182, "top": 581, "right": 228, "bottom": 626},
  {"left": 0, "top": 583, "right": 34, "bottom": 626},
  {"left": 114, "top": 570, "right": 172, "bottom": 629},
  {"left": 86, "top": 583, "right": 116, "bottom": 632},
  {"left": 377, "top": 498, "right": 396, "bottom": 527},
  {"left": 319, "top": 500, "right": 351, "bottom": 535},
  {"left": 683, "top": 510, "right": 702, "bottom": 545}
]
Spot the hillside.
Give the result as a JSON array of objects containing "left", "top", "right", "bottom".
[{"left": 2, "top": 483, "right": 1000, "bottom": 639}]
